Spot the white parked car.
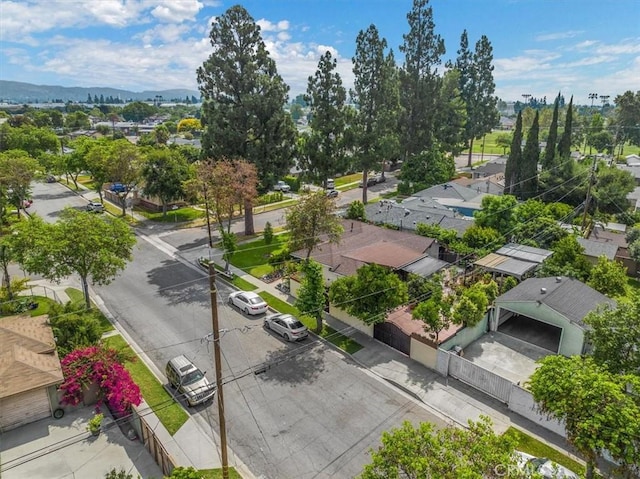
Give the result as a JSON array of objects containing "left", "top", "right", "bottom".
[
  {"left": 86, "top": 201, "right": 104, "bottom": 213},
  {"left": 264, "top": 313, "right": 308, "bottom": 341},
  {"left": 515, "top": 451, "right": 579, "bottom": 479},
  {"left": 228, "top": 291, "right": 268, "bottom": 315},
  {"left": 274, "top": 180, "right": 291, "bottom": 193}
]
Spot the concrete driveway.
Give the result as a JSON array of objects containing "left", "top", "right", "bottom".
[{"left": 0, "top": 407, "right": 162, "bottom": 479}]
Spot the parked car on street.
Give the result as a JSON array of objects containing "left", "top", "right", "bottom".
[
  {"left": 359, "top": 176, "right": 378, "bottom": 188},
  {"left": 86, "top": 201, "right": 104, "bottom": 213},
  {"left": 228, "top": 291, "right": 268, "bottom": 315},
  {"left": 110, "top": 183, "right": 126, "bottom": 193},
  {"left": 165, "top": 355, "right": 215, "bottom": 407},
  {"left": 515, "top": 451, "right": 579, "bottom": 479},
  {"left": 273, "top": 180, "right": 291, "bottom": 193},
  {"left": 264, "top": 313, "right": 309, "bottom": 341},
  {"left": 326, "top": 178, "right": 335, "bottom": 189},
  {"left": 326, "top": 189, "right": 339, "bottom": 198},
  {"left": 46, "top": 175, "right": 56, "bottom": 183}
]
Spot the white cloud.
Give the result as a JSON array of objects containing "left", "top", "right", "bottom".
[
  {"left": 594, "top": 39, "right": 640, "bottom": 55},
  {"left": 535, "top": 30, "right": 583, "bottom": 42},
  {"left": 574, "top": 40, "right": 599, "bottom": 49},
  {"left": 257, "top": 19, "right": 289, "bottom": 32},
  {"left": 151, "top": 0, "right": 204, "bottom": 23}
]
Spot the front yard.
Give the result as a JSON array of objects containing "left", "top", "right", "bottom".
[{"left": 230, "top": 233, "right": 290, "bottom": 278}]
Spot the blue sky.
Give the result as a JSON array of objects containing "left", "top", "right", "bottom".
[{"left": 1, "top": 0, "right": 638, "bottom": 103}]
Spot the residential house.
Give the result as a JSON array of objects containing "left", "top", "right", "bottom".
[
  {"left": 588, "top": 225, "right": 638, "bottom": 276},
  {"left": 451, "top": 174, "right": 504, "bottom": 196},
  {"left": 492, "top": 276, "right": 615, "bottom": 356},
  {"left": 291, "top": 219, "right": 440, "bottom": 287},
  {"left": 577, "top": 237, "right": 619, "bottom": 264},
  {"left": 412, "top": 182, "right": 496, "bottom": 218},
  {"left": 0, "top": 315, "right": 64, "bottom": 431}
]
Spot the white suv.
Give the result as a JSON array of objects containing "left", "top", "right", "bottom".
[{"left": 274, "top": 180, "right": 291, "bottom": 193}]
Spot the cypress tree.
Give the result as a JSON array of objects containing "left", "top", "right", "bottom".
[
  {"left": 503, "top": 111, "right": 523, "bottom": 195},
  {"left": 542, "top": 93, "right": 560, "bottom": 170},
  {"left": 557, "top": 95, "right": 574, "bottom": 169},
  {"left": 520, "top": 111, "right": 540, "bottom": 199}
]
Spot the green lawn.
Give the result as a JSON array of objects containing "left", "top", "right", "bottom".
[
  {"left": 28, "top": 296, "right": 58, "bottom": 316},
  {"left": 253, "top": 198, "right": 297, "bottom": 214},
  {"left": 103, "top": 334, "right": 189, "bottom": 436},
  {"left": 196, "top": 468, "right": 242, "bottom": 479},
  {"left": 65, "top": 287, "right": 114, "bottom": 333},
  {"left": 230, "top": 234, "right": 290, "bottom": 278},
  {"left": 260, "top": 291, "right": 363, "bottom": 354},
  {"left": 335, "top": 173, "right": 362, "bottom": 186},
  {"left": 504, "top": 427, "right": 587, "bottom": 478},
  {"left": 135, "top": 206, "right": 203, "bottom": 223},
  {"left": 462, "top": 131, "right": 510, "bottom": 156}
]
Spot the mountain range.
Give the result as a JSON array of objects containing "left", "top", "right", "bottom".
[{"left": 0, "top": 80, "right": 200, "bottom": 103}]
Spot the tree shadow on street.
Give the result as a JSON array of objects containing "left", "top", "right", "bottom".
[
  {"left": 145, "top": 257, "right": 210, "bottom": 308},
  {"left": 257, "top": 340, "right": 326, "bottom": 385}
]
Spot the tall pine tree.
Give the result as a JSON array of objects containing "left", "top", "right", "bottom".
[
  {"left": 398, "top": 0, "right": 445, "bottom": 159},
  {"left": 556, "top": 95, "right": 574, "bottom": 172},
  {"left": 456, "top": 31, "right": 499, "bottom": 167},
  {"left": 302, "top": 51, "right": 348, "bottom": 188},
  {"left": 197, "top": 5, "right": 296, "bottom": 235},
  {"left": 352, "top": 25, "right": 400, "bottom": 204},
  {"left": 520, "top": 111, "right": 540, "bottom": 199},
  {"left": 542, "top": 93, "right": 560, "bottom": 170},
  {"left": 503, "top": 111, "right": 522, "bottom": 195}
]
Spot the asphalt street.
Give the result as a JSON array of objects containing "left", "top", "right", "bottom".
[
  {"left": 97, "top": 226, "right": 447, "bottom": 479},
  {"left": 27, "top": 176, "right": 447, "bottom": 478}
]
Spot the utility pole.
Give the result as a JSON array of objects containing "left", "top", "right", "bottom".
[
  {"left": 581, "top": 154, "right": 598, "bottom": 234},
  {"left": 208, "top": 263, "right": 229, "bottom": 479}
]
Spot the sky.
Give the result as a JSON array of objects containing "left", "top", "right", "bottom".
[{"left": 0, "top": 0, "right": 639, "bottom": 104}]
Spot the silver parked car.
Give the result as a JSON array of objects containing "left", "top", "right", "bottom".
[
  {"left": 165, "top": 355, "right": 215, "bottom": 407},
  {"left": 228, "top": 291, "right": 268, "bottom": 315},
  {"left": 264, "top": 313, "right": 308, "bottom": 341},
  {"left": 86, "top": 201, "right": 104, "bottom": 213}
]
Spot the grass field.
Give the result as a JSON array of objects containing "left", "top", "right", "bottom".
[
  {"left": 103, "top": 334, "right": 189, "bottom": 436},
  {"left": 135, "top": 206, "right": 204, "bottom": 223},
  {"left": 230, "top": 234, "right": 290, "bottom": 278}
]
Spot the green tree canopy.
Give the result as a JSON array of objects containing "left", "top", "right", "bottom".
[
  {"left": 10, "top": 209, "right": 136, "bottom": 308},
  {"left": 584, "top": 297, "right": 640, "bottom": 375},
  {"left": 586, "top": 256, "right": 628, "bottom": 298},
  {"left": 140, "top": 147, "right": 190, "bottom": 216},
  {"left": 473, "top": 194, "right": 518, "bottom": 236},
  {"left": 529, "top": 355, "right": 640, "bottom": 478},
  {"left": 294, "top": 259, "right": 326, "bottom": 332},
  {"left": 538, "top": 235, "right": 592, "bottom": 282},
  {"left": 286, "top": 190, "right": 343, "bottom": 259},
  {"left": 197, "top": 5, "right": 296, "bottom": 234},
  {"left": 360, "top": 415, "right": 524, "bottom": 479},
  {"left": 329, "top": 264, "right": 408, "bottom": 325}
]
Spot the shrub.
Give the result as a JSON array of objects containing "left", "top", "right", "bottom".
[
  {"left": 257, "top": 191, "right": 284, "bottom": 205},
  {"left": 60, "top": 345, "right": 141, "bottom": 416},
  {"left": 284, "top": 175, "right": 301, "bottom": 192},
  {"left": 346, "top": 201, "right": 366, "bottom": 220},
  {"left": 268, "top": 248, "right": 290, "bottom": 269},
  {"left": 263, "top": 221, "right": 274, "bottom": 245}
]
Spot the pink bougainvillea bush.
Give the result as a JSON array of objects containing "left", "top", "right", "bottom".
[{"left": 60, "top": 345, "right": 141, "bottom": 416}]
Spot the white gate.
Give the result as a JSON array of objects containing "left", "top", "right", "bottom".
[{"left": 447, "top": 352, "right": 513, "bottom": 403}]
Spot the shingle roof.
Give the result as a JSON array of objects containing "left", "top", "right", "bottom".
[
  {"left": 495, "top": 276, "right": 615, "bottom": 326},
  {"left": 400, "top": 255, "right": 450, "bottom": 277},
  {"left": 0, "top": 315, "right": 63, "bottom": 399},
  {"left": 577, "top": 237, "right": 618, "bottom": 260},
  {"left": 292, "top": 219, "right": 435, "bottom": 277}
]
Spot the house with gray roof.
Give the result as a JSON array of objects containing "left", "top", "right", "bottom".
[
  {"left": 493, "top": 276, "right": 615, "bottom": 356},
  {"left": 577, "top": 237, "right": 618, "bottom": 262},
  {"left": 412, "top": 182, "right": 495, "bottom": 217}
]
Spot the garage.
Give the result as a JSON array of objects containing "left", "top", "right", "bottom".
[
  {"left": 0, "top": 389, "right": 52, "bottom": 431},
  {"left": 0, "top": 315, "right": 64, "bottom": 432},
  {"left": 498, "top": 314, "right": 562, "bottom": 352},
  {"left": 493, "top": 276, "right": 615, "bottom": 357}
]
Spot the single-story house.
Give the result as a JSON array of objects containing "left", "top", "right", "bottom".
[
  {"left": 0, "top": 315, "right": 64, "bottom": 431},
  {"left": 364, "top": 197, "right": 473, "bottom": 237},
  {"left": 577, "top": 237, "right": 619, "bottom": 263},
  {"left": 412, "top": 182, "right": 496, "bottom": 218},
  {"left": 588, "top": 225, "right": 638, "bottom": 276},
  {"left": 451, "top": 174, "right": 505, "bottom": 195},
  {"left": 291, "top": 219, "right": 439, "bottom": 285},
  {"left": 617, "top": 164, "right": 640, "bottom": 186},
  {"left": 492, "top": 276, "right": 615, "bottom": 356}
]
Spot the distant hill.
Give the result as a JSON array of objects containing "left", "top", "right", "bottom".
[{"left": 0, "top": 80, "right": 200, "bottom": 103}]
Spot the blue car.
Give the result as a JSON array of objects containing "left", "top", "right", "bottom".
[{"left": 110, "top": 183, "right": 126, "bottom": 193}]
